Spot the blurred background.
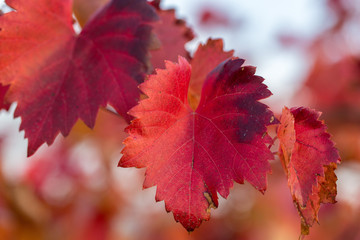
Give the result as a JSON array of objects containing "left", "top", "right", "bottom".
[{"left": 1, "top": 0, "right": 360, "bottom": 239}]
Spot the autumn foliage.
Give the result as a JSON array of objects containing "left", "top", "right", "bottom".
[
  {"left": 1, "top": 0, "right": 358, "bottom": 239},
  {"left": 278, "top": 107, "right": 340, "bottom": 235},
  {"left": 0, "top": 0, "right": 157, "bottom": 155},
  {"left": 120, "top": 56, "right": 276, "bottom": 230}
]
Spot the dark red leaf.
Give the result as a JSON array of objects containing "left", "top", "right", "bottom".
[
  {"left": 120, "top": 57, "right": 275, "bottom": 231},
  {"left": 0, "top": 0, "right": 157, "bottom": 155}
]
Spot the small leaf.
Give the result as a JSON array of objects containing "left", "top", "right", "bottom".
[{"left": 277, "top": 106, "right": 340, "bottom": 236}]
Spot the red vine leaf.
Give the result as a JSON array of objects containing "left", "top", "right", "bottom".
[
  {"left": 120, "top": 56, "right": 276, "bottom": 231},
  {"left": 277, "top": 106, "right": 340, "bottom": 236},
  {"left": 0, "top": 0, "right": 157, "bottom": 156}
]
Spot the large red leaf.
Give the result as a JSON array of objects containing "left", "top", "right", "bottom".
[
  {"left": 277, "top": 107, "right": 340, "bottom": 235},
  {"left": 0, "top": 0, "right": 157, "bottom": 156},
  {"left": 120, "top": 57, "right": 276, "bottom": 231}
]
